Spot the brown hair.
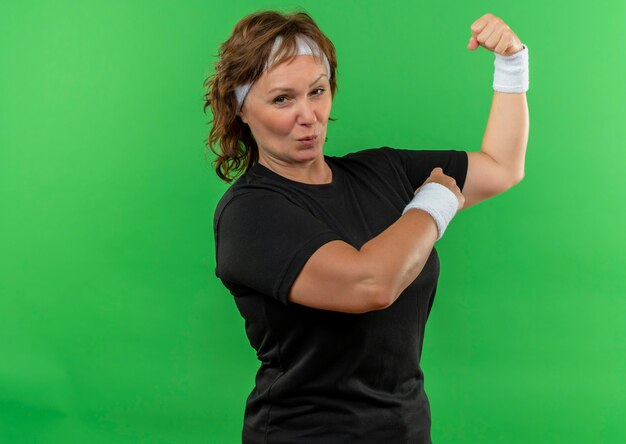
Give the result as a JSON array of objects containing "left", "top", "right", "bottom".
[{"left": 202, "top": 9, "right": 338, "bottom": 184}]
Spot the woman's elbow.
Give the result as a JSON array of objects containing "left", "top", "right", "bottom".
[{"left": 354, "top": 278, "right": 395, "bottom": 313}]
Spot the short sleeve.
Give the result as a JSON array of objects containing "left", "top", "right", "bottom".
[
  {"left": 385, "top": 147, "right": 469, "bottom": 193},
  {"left": 214, "top": 191, "right": 343, "bottom": 306}
]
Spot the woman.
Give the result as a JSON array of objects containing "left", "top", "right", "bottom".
[{"left": 204, "top": 9, "right": 529, "bottom": 443}]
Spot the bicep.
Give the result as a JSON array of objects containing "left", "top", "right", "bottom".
[
  {"left": 460, "top": 151, "right": 517, "bottom": 210},
  {"left": 289, "top": 240, "right": 385, "bottom": 314}
]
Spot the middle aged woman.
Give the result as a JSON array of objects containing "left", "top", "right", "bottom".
[{"left": 206, "top": 9, "right": 529, "bottom": 443}]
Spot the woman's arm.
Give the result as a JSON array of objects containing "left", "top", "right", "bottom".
[
  {"left": 462, "top": 91, "right": 529, "bottom": 210},
  {"left": 289, "top": 209, "right": 439, "bottom": 313},
  {"left": 461, "top": 13, "right": 529, "bottom": 210},
  {"left": 481, "top": 91, "right": 528, "bottom": 181}
]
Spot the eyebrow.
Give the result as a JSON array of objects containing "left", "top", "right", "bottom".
[{"left": 267, "top": 73, "right": 328, "bottom": 94}]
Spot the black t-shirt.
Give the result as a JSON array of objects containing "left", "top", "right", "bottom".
[{"left": 214, "top": 146, "right": 468, "bottom": 443}]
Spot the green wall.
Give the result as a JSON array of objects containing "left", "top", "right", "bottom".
[{"left": 1, "top": 1, "right": 624, "bottom": 443}]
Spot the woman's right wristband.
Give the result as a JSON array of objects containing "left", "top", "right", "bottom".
[{"left": 402, "top": 182, "right": 459, "bottom": 241}]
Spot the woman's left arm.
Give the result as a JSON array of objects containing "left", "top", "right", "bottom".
[{"left": 461, "top": 13, "right": 529, "bottom": 211}]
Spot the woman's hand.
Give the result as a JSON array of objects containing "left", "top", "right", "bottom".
[
  {"left": 467, "top": 13, "right": 524, "bottom": 57},
  {"left": 413, "top": 168, "right": 465, "bottom": 212}
]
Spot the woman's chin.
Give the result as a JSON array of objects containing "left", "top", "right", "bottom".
[{"left": 296, "top": 145, "right": 324, "bottom": 161}]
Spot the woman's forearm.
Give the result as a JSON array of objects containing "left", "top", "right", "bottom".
[
  {"left": 287, "top": 208, "right": 437, "bottom": 313},
  {"left": 480, "top": 91, "right": 529, "bottom": 181},
  {"left": 359, "top": 209, "right": 439, "bottom": 308}
]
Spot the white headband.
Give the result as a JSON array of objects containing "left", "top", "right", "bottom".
[{"left": 234, "top": 34, "right": 332, "bottom": 111}]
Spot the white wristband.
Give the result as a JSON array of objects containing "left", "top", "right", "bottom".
[
  {"left": 493, "top": 44, "right": 529, "bottom": 93},
  {"left": 402, "top": 182, "right": 459, "bottom": 241}
]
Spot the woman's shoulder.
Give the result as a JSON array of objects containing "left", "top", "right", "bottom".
[
  {"left": 213, "top": 167, "right": 300, "bottom": 224},
  {"left": 215, "top": 178, "right": 277, "bottom": 211},
  {"left": 334, "top": 145, "right": 466, "bottom": 173}
]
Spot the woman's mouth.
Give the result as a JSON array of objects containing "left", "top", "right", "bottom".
[{"left": 297, "top": 135, "right": 318, "bottom": 146}]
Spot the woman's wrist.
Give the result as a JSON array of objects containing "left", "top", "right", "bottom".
[
  {"left": 402, "top": 183, "right": 459, "bottom": 241},
  {"left": 493, "top": 44, "right": 529, "bottom": 93}
]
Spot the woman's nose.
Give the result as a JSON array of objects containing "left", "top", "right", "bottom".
[{"left": 296, "top": 99, "right": 317, "bottom": 124}]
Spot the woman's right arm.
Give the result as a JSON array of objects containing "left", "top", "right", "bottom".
[{"left": 289, "top": 168, "right": 464, "bottom": 314}]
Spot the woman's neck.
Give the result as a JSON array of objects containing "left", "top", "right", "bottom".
[{"left": 258, "top": 155, "right": 332, "bottom": 185}]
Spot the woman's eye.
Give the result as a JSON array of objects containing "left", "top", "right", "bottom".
[{"left": 272, "top": 88, "right": 325, "bottom": 105}]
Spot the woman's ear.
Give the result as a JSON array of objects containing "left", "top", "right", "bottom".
[{"left": 239, "top": 108, "right": 248, "bottom": 124}]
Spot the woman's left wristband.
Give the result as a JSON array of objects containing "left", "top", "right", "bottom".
[{"left": 493, "top": 44, "right": 529, "bottom": 93}]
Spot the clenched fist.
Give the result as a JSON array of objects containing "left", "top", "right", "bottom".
[{"left": 467, "top": 13, "right": 524, "bottom": 57}]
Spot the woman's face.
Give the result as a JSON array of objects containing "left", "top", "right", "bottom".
[{"left": 239, "top": 55, "right": 332, "bottom": 166}]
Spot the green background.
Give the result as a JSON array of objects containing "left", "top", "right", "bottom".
[{"left": 1, "top": 0, "right": 624, "bottom": 443}]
